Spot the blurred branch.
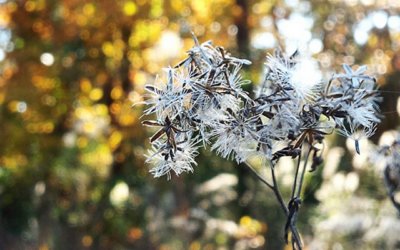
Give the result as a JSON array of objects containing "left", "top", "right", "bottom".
[
  {"left": 235, "top": 0, "right": 250, "bottom": 57},
  {"left": 384, "top": 166, "right": 400, "bottom": 215}
]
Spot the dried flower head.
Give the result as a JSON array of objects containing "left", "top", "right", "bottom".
[
  {"left": 140, "top": 35, "right": 382, "bottom": 250},
  {"left": 142, "top": 36, "right": 381, "bottom": 178}
]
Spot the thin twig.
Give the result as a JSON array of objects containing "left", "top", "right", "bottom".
[
  {"left": 243, "top": 160, "right": 302, "bottom": 249},
  {"left": 243, "top": 161, "right": 274, "bottom": 189},
  {"left": 296, "top": 145, "right": 312, "bottom": 198},
  {"left": 291, "top": 145, "right": 303, "bottom": 200},
  {"left": 270, "top": 160, "right": 287, "bottom": 214},
  {"left": 268, "top": 160, "right": 302, "bottom": 250}
]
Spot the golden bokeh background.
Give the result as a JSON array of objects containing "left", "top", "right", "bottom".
[{"left": 0, "top": 0, "right": 399, "bottom": 249}]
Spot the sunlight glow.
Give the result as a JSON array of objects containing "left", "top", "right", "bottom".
[
  {"left": 397, "top": 97, "right": 400, "bottom": 116},
  {"left": 152, "top": 31, "right": 183, "bottom": 60},
  {"left": 251, "top": 32, "right": 276, "bottom": 49},
  {"left": 40, "top": 52, "right": 54, "bottom": 66},
  {"left": 378, "top": 130, "right": 397, "bottom": 148},
  {"left": 16, "top": 101, "right": 27, "bottom": 113},
  {"left": 388, "top": 15, "right": 400, "bottom": 32},
  {"left": 309, "top": 38, "right": 323, "bottom": 54},
  {"left": 110, "top": 182, "right": 130, "bottom": 207},
  {"left": 0, "top": 49, "right": 4, "bottom": 61},
  {"left": 371, "top": 11, "right": 388, "bottom": 29},
  {"left": 290, "top": 57, "right": 322, "bottom": 98},
  {"left": 277, "top": 13, "right": 313, "bottom": 43}
]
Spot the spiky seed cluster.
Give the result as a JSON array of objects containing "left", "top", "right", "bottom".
[
  {"left": 322, "top": 64, "right": 382, "bottom": 153},
  {"left": 142, "top": 37, "right": 381, "bottom": 179}
]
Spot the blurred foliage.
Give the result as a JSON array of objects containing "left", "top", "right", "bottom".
[{"left": 0, "top": 0, "right": 399, "bottom": 249}]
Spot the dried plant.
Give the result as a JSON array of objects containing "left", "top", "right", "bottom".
[
  {"left": 140, "top": 34, "right": 382, "bottom": 249},
  {"left": 375, "top": 134, "right": 400, "bottom": 214}
]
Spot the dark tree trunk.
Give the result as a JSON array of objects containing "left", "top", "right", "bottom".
[{"left": 235, "top": 0, "right": 251, "bottom": 217}]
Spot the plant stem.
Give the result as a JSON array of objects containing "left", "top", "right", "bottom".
[
  {"left": 243, "top": 162, "right": 273, "bottom": 189},
  {"left": 296, "top": 146, "right": 312, "bottom": 198},
  {"left": 268, "top": 160, "right": 302, "bottom": 250},
  {"left": 291, "top": 146, "right": 303, "bottom": 200},
  {"left": 243, "top": 160, "right": 303, "bottom": 249},
  {"left": 269, "top": 160, "right": 287, "bottom": 214}
]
